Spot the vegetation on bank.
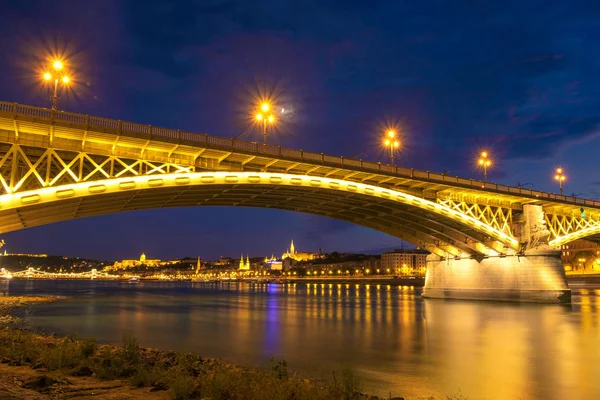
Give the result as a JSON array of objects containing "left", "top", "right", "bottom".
[{"left": 0, "top": 327, "right": 390, "bottom": 400}]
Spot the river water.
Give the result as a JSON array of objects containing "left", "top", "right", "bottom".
[{"left": 3, "top": 279, "right": 600, "bottom": 399}]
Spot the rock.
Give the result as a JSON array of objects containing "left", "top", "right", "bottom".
[
  {"left": 72, "top": 365, "right": 93, "bottom": 376},
  {"left": 150, "top": 380, "right": 168, "bottom": 392},
  {"left": 21, "top": 375, "right": 57, "bottom": 391}
]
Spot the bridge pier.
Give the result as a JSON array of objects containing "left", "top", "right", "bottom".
[{"left": 422, "top": 250, "right": 571, "bottom": 303}]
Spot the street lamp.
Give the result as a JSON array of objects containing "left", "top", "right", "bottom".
[
  {"left": 383, "top": 130, "right": 400, "bottom": 166},
  {"left": 478, "top": 151, "right": 492, "bottom": 181},
  {"left": 555, "top": 167, "right": 566, "bottom": 195},
  {"left": 255, "top": 102, "right": 276, "bottom": 144},
  {"left": 43, "top": 59, "right": 70, "bottom": 110}
]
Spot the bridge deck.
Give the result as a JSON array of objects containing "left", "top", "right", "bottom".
[{"left": 0, "top": 101, "right": 597, "bottom": 219}]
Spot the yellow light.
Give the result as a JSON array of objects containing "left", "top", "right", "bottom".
[
  {"left": 384, "top": 139, "right": 390, "bottom": 146},
  {"left": 478, "top": 159, "right": 484, "bottom": 165},
  {"left": 53, "top": 60, "right": 64, "bottom": 70},
  {"left": 557, "top": 168, "right": 562, "bottom": 174},
  {"left": 43, "top": 72, "right": 52, "bottom": 81},
  {"left": 481, "top": 151, "right": 487, "bottom": 158},
  {"left": 261, "top": 103, "right": 269, "bottom": 112},
  {"left": 267, "top": 115, "right": 275, "bottom": 123},
  {"left": 62, "top": 76, "right": 70, "bottom": 84},
  {"left": 0, "top": 170, "right": 518, "bottom": 251},
  {"left": 387, "top": 130, "right": 395, "bottom": 138},
  {"left": 393, "top": 141, "right": 399, "bottom": 148},
  {"left": 256, "top": 113, "right": 263, "bottom": 121}
]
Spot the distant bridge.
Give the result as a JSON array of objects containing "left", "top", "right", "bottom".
[
  {"left": 2, "top": 267, "right": 117, "bottom": 280},
  {"left": 0, "top": 101, "right": 592, "bottom": 302}
]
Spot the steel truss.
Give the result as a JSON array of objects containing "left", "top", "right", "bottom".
[
  {"left": 546, "top": 213, "right": 600, "bottom": 245},
  {"left": 0, "top": 143, "right": 192, "bottom": 194},
  {"left": 437, "top": 199, "right": 513, "bottom": 236}
]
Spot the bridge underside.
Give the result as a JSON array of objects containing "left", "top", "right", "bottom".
[{"left": 0, "top": 182, "right": 510, "bottom": 258}]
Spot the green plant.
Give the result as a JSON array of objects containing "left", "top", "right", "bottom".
[
  {"left": 168, "top": 372, "right": 198, "bottom": 400},
  {"left": 131, "top": 365, "right": 164, "bottom": 387},
  {"left": 332, "top": 366, "right": 362, "bottom": 400},
  {"left": 121, "top": 334, "right": 140, "bottom": 365},
  {"left": 79, "top": 337, "right": 97, "bottom": 359},
  {"left": 270, "top": 357, "right": 289, "bottom": 379}
]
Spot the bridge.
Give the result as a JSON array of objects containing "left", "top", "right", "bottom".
[
  {"left": 1, "top": 267, "right": 117, "bottom": 280},
  {"left": 0, "top": 101, "right": 597, "bottom": 303}
]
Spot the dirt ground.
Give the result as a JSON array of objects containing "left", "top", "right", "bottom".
[
  {"left": 0, "top": 363, "right": 172, "bottom": 400},
  {"left": 0, "top": 296, "right": 172, "bottom": 399}
]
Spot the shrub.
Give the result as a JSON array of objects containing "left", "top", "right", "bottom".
[
  {"left": 121, "top": 334, "right": 140, "bottom": 365},
  {"left": 168, "top": 372, "right": 198, "bottom": 400}
]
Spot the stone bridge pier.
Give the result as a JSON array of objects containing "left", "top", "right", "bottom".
[{"left": 422, "top": 204, "right": 571, "bottom": 304}]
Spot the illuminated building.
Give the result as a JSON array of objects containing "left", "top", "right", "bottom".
[
  {"left": 561, "top": 239, "right": 600, "bottom": 271},
  {"left": 264, "top": 254, "right": 277, "bottom": 263},
  {"left": 111, "top": 253, "right": 161, "bottom": 270},
  {"left": 281, "top": 240, "right": 318, "bottom": 262},
  {"left": 381, "top": 249, "right": 429, "bottom": 276},
  {"left": 239, "top": 255, "right": 250, "bottom": 270},
  {"left": 267, "top": 259, "right": 283, "bottom": 270}
]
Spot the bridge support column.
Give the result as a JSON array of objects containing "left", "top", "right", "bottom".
[
  {"left": 422, "top": 251, "right": 570, "bottom": 303},
  {"left": 423, "top": 204, "right": 571, "bottom": 304}
]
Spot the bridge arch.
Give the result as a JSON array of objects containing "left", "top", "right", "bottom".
[{"left": 0, "top": 171, "right": 518, "bottom": 257}]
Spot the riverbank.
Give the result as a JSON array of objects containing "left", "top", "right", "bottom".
[{"left": 0, "top": 296, "right": 402, "bottom": 400}]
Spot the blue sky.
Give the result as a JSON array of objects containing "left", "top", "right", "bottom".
[{"left": 1, "top": 0, "right": 600, "bottom": 260}]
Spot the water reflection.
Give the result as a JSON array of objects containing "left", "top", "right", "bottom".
[{"left": 4, "top": 280, "right": 600, "bottom": 399}]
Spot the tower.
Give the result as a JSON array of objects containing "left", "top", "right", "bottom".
[
  {"left": 246, "top": 255, "right": 250, "bottom": 269},
  {"left": 140, "top": 253, "right": 146, "bottom": 263},
  {"left": 290, "top": 240, "right": 295, "bottom": 255}
]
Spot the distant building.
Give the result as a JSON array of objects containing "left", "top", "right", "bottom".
[
  {"left": 381, "top": 249, "right": 429, "bottom": 275},
  {"left": 266, "top": 259, "right": 283, "bottom": 270},
  {"left": 281, "top": 240, "right": 319, "bottom": 262},
  {"left": 561, "top": 240, "right": 600, "bottom": 271},
  {"left": 239, "top": 255, "right": 251, "bottom": 270},
  {"left": 111, "top": 253, "right": 161, "bottom": 270}
]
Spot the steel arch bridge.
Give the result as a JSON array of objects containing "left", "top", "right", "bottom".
[{"left": 0, "top": 101, "right": 598, "bottom": 259}]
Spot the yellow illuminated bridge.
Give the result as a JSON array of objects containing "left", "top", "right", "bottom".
[{"left": 0, "top": 101, "right": 598, "bottom": 259}]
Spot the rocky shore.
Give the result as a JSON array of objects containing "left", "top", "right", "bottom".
[{"left": 0, "top": 296, "right": 408, "bottom": 400}]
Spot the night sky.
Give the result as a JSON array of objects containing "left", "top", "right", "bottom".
[{"left": 1, "top": 1, "right": 600, "bottom": 261}]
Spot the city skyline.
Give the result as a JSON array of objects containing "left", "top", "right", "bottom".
[{"left": 1, "top": 1, "right": 600, "bottom": 260}]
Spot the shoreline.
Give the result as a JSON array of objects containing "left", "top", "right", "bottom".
[{"left": 0, "top": 296, "right": 406, "bottom": 400}]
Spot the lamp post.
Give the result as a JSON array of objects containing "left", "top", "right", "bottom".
[
  {"left": 255, "top": 103, "right": 275, "bottom": 144},
  {"left": 555, "top": 167, "right": 566, "bottom": 195},
  {"left": 478, "top": 151, "right": 492, "bottom": 181},
  {"left": 384, "top": 130, "right": 400, "bottom": 166},
  {"left": 43, "top": 60, "right": 71, "bottom": 110}
]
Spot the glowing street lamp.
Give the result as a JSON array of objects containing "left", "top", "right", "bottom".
[
  {"left": 255, "top": 102, "right": 276, "bottom": 144},
  {"left": 43, "top": 59, "right": 71, "bottom": 110},
  {"left": 383, "top": 130, "right": 400, "bottom": 166},
  {"left": 555, "top": 167, "right": 566, "bottom": 195},
  {"left": 478, "top": 151, "right": 492, "bottom": 181}
]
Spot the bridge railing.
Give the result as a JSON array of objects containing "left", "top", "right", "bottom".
[{"left": 1, "top": 100, "right": 599, "bottom": 209}]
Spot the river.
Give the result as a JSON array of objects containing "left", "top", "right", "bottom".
[{"left": 2, "top": 279, "right": 600, "bottom": 399}]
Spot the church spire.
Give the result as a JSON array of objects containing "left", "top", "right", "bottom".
[{"left": 290, "top": 240, "right": 295, "bottom": 255}]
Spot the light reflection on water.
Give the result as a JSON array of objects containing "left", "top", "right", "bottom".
[{"left": 4, "top": 279, "right": 600, "bottom": 399}]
